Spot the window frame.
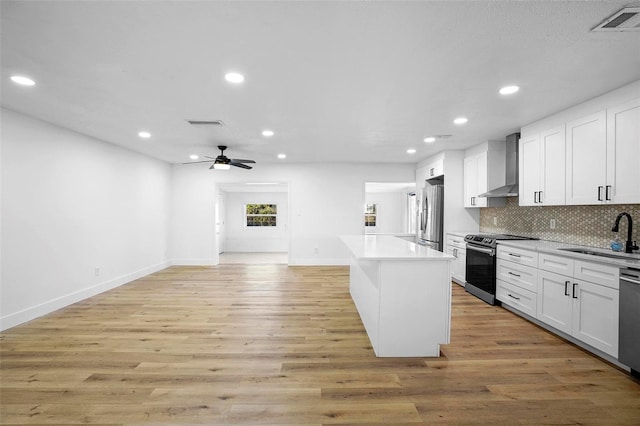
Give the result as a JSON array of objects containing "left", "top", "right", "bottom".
[
  {"left": 245, "top": 203, "right": 278, "bottom": 228},
  {"left": 364, "top": 203, "right": 377, "bottom": 227}
]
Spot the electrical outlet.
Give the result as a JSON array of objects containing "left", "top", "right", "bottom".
[
  {"left": 493, "top": 217, "right": 498, "bottom": 225},
  {"left": 550, "top": 219, "right": 556, "bottom": 229},
  {"left": 94, "top": 267, "right": 101, "bottom": 276},
  {"left": 314, "top": 247, "right": 319, "bottom": 254}
]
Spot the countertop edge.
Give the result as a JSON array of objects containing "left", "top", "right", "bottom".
[
  {"left": 340, "top": 235, "right": 454, "bottom": 261},
  {"left": 496, "top": 239, "right": 640, "bottom": 268}
]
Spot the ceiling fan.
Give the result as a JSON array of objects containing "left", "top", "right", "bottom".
[{"left": 184, "top": 145, "right": 256, "bottom": 170}]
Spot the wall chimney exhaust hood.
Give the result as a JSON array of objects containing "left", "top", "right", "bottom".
[{"left": 478, "top": 133, "right": 520, "bottom": 198}]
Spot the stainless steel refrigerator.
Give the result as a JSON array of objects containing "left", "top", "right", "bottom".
[{"left": 418, "top": 184, "right": 444, "bottom": 251}]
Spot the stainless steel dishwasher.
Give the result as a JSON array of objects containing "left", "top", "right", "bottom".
[{"left": 619, "top": 267, "right": 640, "bottom": 378}]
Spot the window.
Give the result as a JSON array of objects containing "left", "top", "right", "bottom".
[
  {"left": 364, "top": 203, "right": 377, "bottom": 227},
  {"left": 246, "top": 204, "right": 277, "bottom": 227}
]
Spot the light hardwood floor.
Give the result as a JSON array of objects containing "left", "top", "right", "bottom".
[
  {"left": 1, "top": 265, "right": 639, "bottom": 424},
  {"left": 219, "top": 252, "right": 288, "bottom": 265}
]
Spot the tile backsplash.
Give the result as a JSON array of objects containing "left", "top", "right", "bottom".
[{"left": 480, "top": 198, "right": 640, "bottom": 249}]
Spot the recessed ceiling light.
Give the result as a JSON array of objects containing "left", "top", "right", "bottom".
[
  {"left": 424, "top": 137, "right": 436, "bottom": 143},
  {"left": 407, "top": 148, "right": 417, "bottom": 154},
  {"left": 10, "top": 75, "right": 35, "bottom": 86},
  {"left": 453, "top": 117, "right": 468, "bottom": 125},
  {"left": 262, "top": 130, "right": 274, "bottom": 137},
  {"left": 499, "top": 85, "right": 520, "bottom": 95},
  {"left": 190, "top": 154, "right": 199, "bottom": 160},
  {"left": 138, "top": 131, "right": 151, "bottom": 139},
  {"left": 225, "top": 72, "right": 244, "bottom": 83},
  {"left": 277, "top": 153, "right": 287, "bottom": 159}
]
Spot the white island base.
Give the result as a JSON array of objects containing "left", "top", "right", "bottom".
[{"left": 341, "top": 235, "right": 453, "bottom": 357}]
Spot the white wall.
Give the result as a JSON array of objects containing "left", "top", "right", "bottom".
[
  {"left": 0, "top": 108, "right": 172, "bottom": 330},
  {"left": 170, "top": 163, "right": 416, "bottom": 265},
  {"left": 364, "top": 192, "right": 405, "bottom": 234},
  {"left": 224, "top": 191, "right": 289, "bottom": 252}
]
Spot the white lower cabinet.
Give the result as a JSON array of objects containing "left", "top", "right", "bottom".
[
  {"left": 446, "top": 234, "right": 466, "bottom": 285},
  {"left": 536, "top": 255, "right": 619, "bottom": 357},
  {"left": 572, "top": 280, "right": 619, "bottom": 356},
  {"left": 497, "top": 280, "right": 537, "bottom": 318},
  {"left": 537, "top": 270, "right": 573, "bottom": 334},
  {"left": 499, "top": 246, "right": 620, "bottom": 359},
  {"left": 496, "top": 246, "right": 538, "bottom": 316}
]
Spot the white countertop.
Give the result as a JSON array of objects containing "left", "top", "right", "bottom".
[
  {"left": 341, "top": 235, "right": 454, "bottom": 261},
  {"left": 497, "top": 239, "right": 640, "bottom": 268}
]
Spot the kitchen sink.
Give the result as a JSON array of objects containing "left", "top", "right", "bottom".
[{"left": 558, "top": 247, "right": 634, "bottom": 260}]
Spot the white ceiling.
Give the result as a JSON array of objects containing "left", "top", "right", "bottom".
[{"left": 2, "top": 1, "right": 639, "bottom": 166}]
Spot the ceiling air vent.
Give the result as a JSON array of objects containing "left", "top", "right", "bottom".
[
  {"left": 592, "top": 7, "right": 640, "bottom": 32},
  {"left": 187, "top": 120, "right": 225, "bottom": 126}
]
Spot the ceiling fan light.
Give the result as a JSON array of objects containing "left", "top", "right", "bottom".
[{"left": 214, "top": 163, "right": 231, "bottom": 170}]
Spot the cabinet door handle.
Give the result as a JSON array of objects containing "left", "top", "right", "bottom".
[
  {"left": 533, "top": 191, "right": 538, "bottom": 204},
  {"left": 508, "top": 293, "right": 521, "bottom": 300},
  {"left": 453, "top": 248, "right": 458, "bottom": 257},
  {"left": 572, "top": 283, "right": 578, "bottom": 299},
  {"left": 538, "top": 191, "right": 543, "bottom": 203},
  {"left": 597, "top": 186, "right": 603, "bottom": 201},
  {"left": 508, "top": 271, "right": 521, "bottom": 277},
  {"left": 508, "top": 253, "right": 521, "bottom": 258},
  {"left": 564, "top": 280, "right": 570, "bottom": 296},
  {"left": 471, "top": 197, "right": 475, "bottom": 206},
  {"left": 605, "top": 185, "right": 612, "bottom": 201}
]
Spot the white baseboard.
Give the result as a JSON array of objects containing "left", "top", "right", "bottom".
[
  {"left": 170, "top": 258, "right": 216, "bottom": 266},
  {"left": 288, "top": 257, "right": 349, "bottom": 266},
  {"left": 0, "top": 261, "right": 170, "bottom": 331}
]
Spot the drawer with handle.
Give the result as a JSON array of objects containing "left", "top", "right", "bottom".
[
  {"left": 497, "top": 245, "right": 538, "bottom": 267},
  {"left": 538, "top": 252, "right": 574, "bottom": 276},
  {"left": 496, "top": 260, "right": 538, "bottom": 292},
  {"left": 497, "top": 279, "right": 537, "bottom": 317}
]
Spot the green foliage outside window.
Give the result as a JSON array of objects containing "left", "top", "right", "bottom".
[{"left": 246, "top": 204, "right": 277, "bottom": 227}]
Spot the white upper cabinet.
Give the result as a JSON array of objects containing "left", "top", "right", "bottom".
[
  {"left": 464, "top": 142, "right": 505, "bottom": 208},
  {"left": 518, "top": 133, "right": 541, "bottom": 206},
  {"left": 464, "top": 153, "right": 484, "bottom": 207},
  {"left": 519, "top": 127, "right": 566, "bottom": 207},
  {"left": 565, "top": 110, "right": 607, "bottom": 205},
  {"left": 519, "top": 81, "right": 639, "bottom": 206},
  {"left": 606, "top": 97, "right": 640, "bottom": 204},
  {"left": 541, "top": 126, "right": 566, "bottom": 205}
]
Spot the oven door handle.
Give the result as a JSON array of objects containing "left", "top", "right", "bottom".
[{"left": 466, "top": 244, "right": 495, "bottom": 255}]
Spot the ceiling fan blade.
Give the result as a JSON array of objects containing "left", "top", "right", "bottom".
[
  {"left": 230, "top": 159, "right": 256, "bottom": 164},
  {"left": 230, "top": 162, "right": 252, "bottom": 169},
  {"left": 182, "top": 160, "right": 215, "bottom": 164}
]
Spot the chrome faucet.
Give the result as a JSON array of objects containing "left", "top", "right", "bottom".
[{"left": 612, "top": 212, "right": 639, "bottom": 254}]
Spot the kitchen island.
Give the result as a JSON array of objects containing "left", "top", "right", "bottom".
[{"left": 340, "top": 235, "right": 454, "bottom": 357}]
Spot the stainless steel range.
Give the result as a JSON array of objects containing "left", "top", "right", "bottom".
[{"left": 464, "top": 234, "right": 536, "bottom": 305}]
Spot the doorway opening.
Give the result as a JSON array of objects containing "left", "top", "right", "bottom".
[
  {"left": 216, "top": 182, "right": 289, "bottom": 265},
  {"left": 364, "top": 182, "right": 417, "bottom": 235}
]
